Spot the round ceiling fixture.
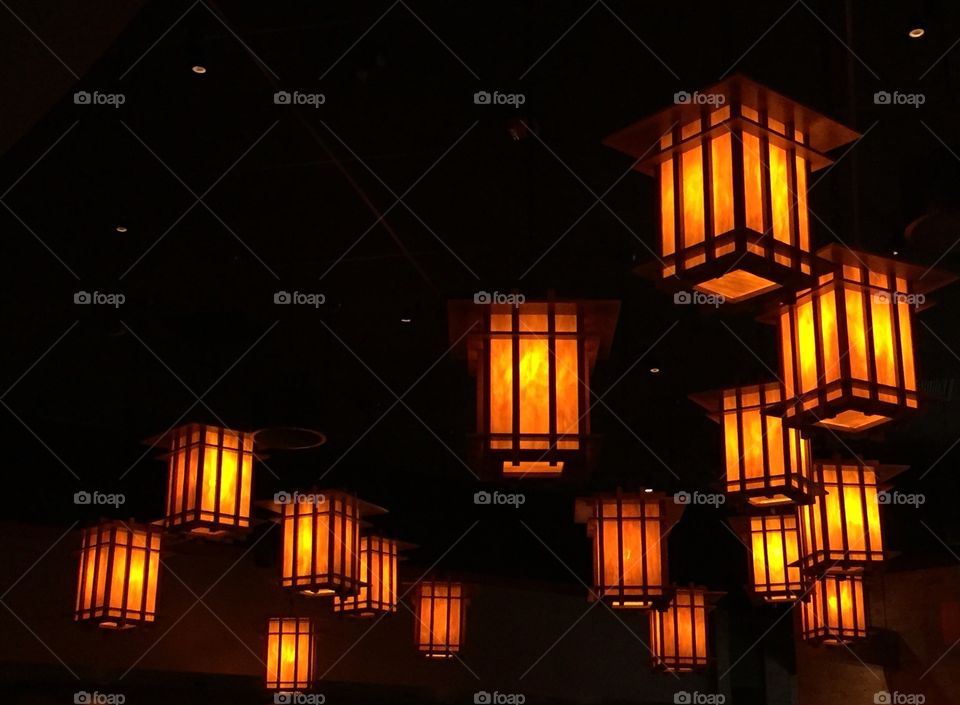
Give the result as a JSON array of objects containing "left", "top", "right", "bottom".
[
  {"left": 908, "top": 27, "right": 925, "bottom": 39},
  {"left": 192, "top": 65, "right": 208, "bottom": 74}
]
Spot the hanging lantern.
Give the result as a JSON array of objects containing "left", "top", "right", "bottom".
[
  {"left": 734, "top": 514, "right": 805, "bottom": 602},
  {"left": 265, "top": 617, "right": 315, "bottom": 691},
  {"left": 604, "top": 75, "right": 860, "bottom": 302},
  {"left": 801, "top": 574, "right": 868, "bottom": 644},
  {"left": 775, "top": 246, "right": 954, "bottom": 431},
  {"left": 414, "top": 581, "right": 466, "bottom": 658},
  {"left": 74, "top": 521, "right": 161, "bottom": 629},
  {"left": 649, "top": 587, "right": 718, "bottom": 671},
  {"left": 575, "top": 491, "right": 683, "bottom": 608},
  {"left": 798, "top": 460, "right": 893, "bottom": 573},
  {"left": 448, "top": 299, "right": 619, "bottom": 478},
  {"left": 334, "top": 536, "right": 398, "bottom": 616},
  {"left": 692, "top": 383, "right": 814, "bottom": 505},
  {"left": 160, "top": 423, "right": 255, "bottom": 536},
  {"left": 278, "top": 490, "right": 362, "bottom": 597}
]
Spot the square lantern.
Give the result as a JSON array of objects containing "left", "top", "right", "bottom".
[
  {"left": 74, "top": 521, "right": 161, "bottom": 629},
  {"left": 159, "top": 423, "right": 255, "bottom": 537},
  {"left": 448, "top": 299, "right": 619, "bottom": 479},
  {"left": 414, "top": 581, "right": 466, "bottom": 658},
  {"left": 775, "top": 245, "right": 954, "bottom": 432},
  {"left": 692, "top": 383, "right": 815, "bottom": 506},
  {"left": 649, "top": 587, "right": 719, "bottom": 672},
  {"left": 733, "top": 514, "right": 805, "bottom": 603},
  {"left": 334, "top": 536, "right": 399, "bottom": 616},
  {"left": 801, "top": 574, "right": 868, "bottom": 644},
  {"left": 798, "top": 460, "right": 901, "bottom": 574},
  {"left": 265, "top": 617, "right": 315, "bottom": 691},
  {"left": 605, "top": 75, "right": 860, "bottom": 303},
  {"left": 575, "top": 491, "right": 684, "bottom": 608}
]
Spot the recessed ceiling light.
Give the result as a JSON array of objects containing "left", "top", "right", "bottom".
[
  {"left": 643, "top": 488, "right": 654, "bottom": 493},
  {"left": 400, "top": 318, "right": 412, "bottom": 324},
  {"left": 649, "top": 367, "right": 660, "bottom": 374},
  {"left": 192, "top": 65, "right": 207, "bottom": 74},
  {"left": 909, "top": 27, "right": 925, "bottom": 39},
  {"left": 115, "top": 226, "right": 128, "bottom": 233}
]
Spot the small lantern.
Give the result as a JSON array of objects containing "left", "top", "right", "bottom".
[
  {"left": 448, "top": 299, "right": 619, "bottom": 478},
  {"left": 801, "top": 574, "right": 867, "bottom": 644},
  {"left": 742, "top": 514, "right": 804, "bottom": 602},
  {"left": 74, "top": 521, "right": 161, "bottom": 629},
  {"left": 279, "top": 490, "right": 361, "bottom": 597},
  {"left": 575, "top": 491, "right": 683, "bottom": 608},
  {"left": 414, "top": 581, "right": 466, "bottom": 658},
  {"left": 798, "top": 461, "right": 888, "bottom": 573},
  {"left": 649, "top": 587, "right": 717, "bottom": 671},
  {"left": 265, "top": 617, "right": 315, "bottom": 691},
  {"left": 161, "top": 423, "right": 255, "bottom": 536},
  {"left": 605, "top": 75, "right": 860, "bottom": 302},
  {"left": 775, "top": 246, "right": 954, "bottom": 431},
  {"left": 334, "top": 536, "right": 398, "bottom": 616},
  {"left": 692, "top": 383, "right": 814, "bottom": 505}
]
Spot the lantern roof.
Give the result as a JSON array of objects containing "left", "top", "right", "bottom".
[
  {"left": 688, "top": 381, "right": 783, "bottom": 422},
  {"left": 603, "top": 74, "right": 860, "bottom": 173},
  {"left": 816, "top": 244, "right": 957, "bottom": 296},
  {"left": 257, "top": 489, "right": 388, "bottom": 518},
  {"left": 572, "top": 490, "right": 685, "bottom": 526},
  {"left": 813, "top": 458, "right": 909, "bottom": 485}
]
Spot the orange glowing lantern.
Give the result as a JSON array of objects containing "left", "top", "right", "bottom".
[
  {"left": 575, "top": 491, "right": 683, "bottom": 608},
  {"left": 160, "top": 423, "right": 255, "bottom": 536},
  {"left": 801, "top": 574, "right": 868, "bottom": 643},
  {"left": 605, "top": 76, "right": 860, "bottom": 302},
  {"left": 74, "top": 521, "right": 161, "bottom": 629},
  {"left": 448, "top": 299, "right": 619, "bottom": 478},
  {"left": 278, "top": 490, "right": 362, "bottom": 597},
  {"left": 265, "top": 617, "right": 315, "bottom": 691},
  {"left": 736, "top": 513, "right": 805, "bottom": 602},
  {"left": 334, "top": 536, "right": 398, "bottom": 616},
  {"left": 692, "top": 383, "right": 814, "bottom": 505},
  {"left": 414, "top": 581, "right": 466, "bottom": 658},
  {"left": 649, "top": 587, "right": 717, "bottom": 671},
  {"left": 798, "top": 460, "right": 894, "bottom": 573}
]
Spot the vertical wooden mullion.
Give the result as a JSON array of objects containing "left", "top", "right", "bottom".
[
  {"left": 731, "top": 126, "right": 747, "bottom": 233},
  {"left": 511, "top": 306, "right": 521, "bottom": 465},
  {"left": 547, "top": 301, "right": 558, "bottom": 456},
  {"left": 734, "top": 389, "right": 747, "bottom": 495},
  {"left": 759, "top": 126, "right": 774, "bottom": 255},
  {"left": 673, "top": 149, "right": 685, "bottom": 273},
  {"left": 702, "top": 132, "right": 715, "bottom": 262}
]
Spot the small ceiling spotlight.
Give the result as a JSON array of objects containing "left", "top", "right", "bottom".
[
  {"left": 908, "top": 27, "right": 925, "bottom": 39},
  {"left": 650, "top": 367, "right": 661, "bottom": 374},
  {"left": 192, "top": 65, "right": 208, "bottom": 75},
  {"left": 115, "top": 225, "right": 128, "bottom": 233}
]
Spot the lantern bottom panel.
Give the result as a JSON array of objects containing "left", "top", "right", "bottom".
[
  {"left": 75, "top": 609, "right": 153, "bottom": 629},
  {"left": 695, "top": 269, "right": 781, "bottom": 303},
  {"left": 778, "top": 384, "right": 918, "bottom": 432},
  {"left": 502, "top": 460, "right": 564, "bottom": 476},
  {"left": 802, "top": 628, "right": 868, "bottom": 645}
]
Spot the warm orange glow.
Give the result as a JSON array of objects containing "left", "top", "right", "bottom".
[
  {"left": 266, "top": 617, "right": 314, "bottom": 690},
  {"left": 748, "top": 515, "right": 803, "bottom": 602},
  {"left": 281, "top": 491, "right": 361, "bottom": 596},
  {"left": 503, "top": 461, "right": 564, "bottom": 476},
  {"left": 799, "top": 462, "right": 884, "bottom": 572},
  {"left": 695, "top": 270, "right": 779, "bottom": 302},
  {"left": 650, "top": 588, "right": 710, "bottom": 671},
  {"left": 164, "top": 423, "right": 254, "bottom": 535},
  {"left": 768, "top": 144, "right": 791, "bottom": 243},
  {"left": 334, "top": 536, "right": 398, "bottom": 616},
  {"left": 710, "top": 132, "right": 734, "bottom": 235},
  {"left": 660, "top": 159, "right": 675, "bottom": 256},
  {"left": 586, "top": 495, "right": 667, "bottom": 608},
  {"left": 415, "top": 581, "right": 465, "bottom": 658},
  {"left": 680, "top": 145, "right": 705, "bottom": 248},
  {"left": 74, "top": 522, "right": 161, "bottom": 628},
  {"left": 801, "top": 575, "right": 867, "bottom": 643}
]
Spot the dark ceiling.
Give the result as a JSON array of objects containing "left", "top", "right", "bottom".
[{"left": 3, "top": 0, "right": 960, "bottom": 595}]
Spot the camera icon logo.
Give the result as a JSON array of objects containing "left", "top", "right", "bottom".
[
  {"left": 274, "top": 491, "right": 292, "bottom": 505},
  {"left": 474, "top": 692, "right": 492, "bottom": 704},
  {"left": 74, "top": 491, "right": 92, "bottom": 505},
  {"left": 474, "top": 91, "right": 492, "bottom": 105},
  {"left": 474, "top": 491, "right": 492, "bottom": 505},
  {"left": 874, "top": 692, "right": 891, "bottom": 704},
  {"left": 674, "top": 692, "right": 692, "bottom": 705},
  {"left": 274, "top": 291, "right": 292, "bottom": 304},
  {"left": 674, "top": 91, "right": 692, "bottom": 104},
  {"left": 74, "top": 291, "right": 92, "bottom": 304},
  {"left": 673, "top": 291, "right": 692, "bottom": 304},
  {"left": 74, "top": 91, "right": 92, "bottom": 105},
  {"left": 874, "top": 91, "right": 892, "bottom": 105},
  {"left": 474, "top": 291, "right": 492, "bottom": 304},
  {"left": 673, "top": 491, "right": 691, "bottom": 505},
  {"left": 74, "top": 692, "right": 92, "bottom": 704},
  {"left": 274, "top": 91, "right": 292, "bottom": 105}
]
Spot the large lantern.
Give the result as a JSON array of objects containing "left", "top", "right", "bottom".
[
  {"left": 692, "top": 383, "right": 814, "bottom": 505},
  {"left": 798, "top": 460, "right": 893, "bottom": 574},
  {"left": 775, "top": 246, "right": 953, "bottom": 431},
  {"left": 649, "top": 587, "right": 717, "bottom": 671},
  {"left": 448, "top": 299, "right": 619, "bottom": 478},
  {"left": 575, "top": 491, "right": 683, "bottom": 608},
  {"left": 414, "top": 581, "right": 466, "bottom": 658},
  {"left": 334, "top": 536, "right": 398, "bottom": 616},
  {"left": 734, "top": 514, "right": 805, "bottom": 602},
  {"left": 801, "top": 574, "right": 868, "bottom": 644},
  {"left": 74, "top": 521, "right": 161, "bottom": 629},
  {"left": 160, "top": 423, "right": 255, "bottom": 536},
  {"left": 277, "top": 490, "right": 364, "bottom": 597},
  {"left": 604, "top": 75, "right": 859, "bottom": 302},
  {"left": 265, "top": 617, "right": 315, "bottom": 691}
]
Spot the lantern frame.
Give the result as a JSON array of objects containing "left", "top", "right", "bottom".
[
  {"left": 692, "top": 382, "right": 816, "bottom": 506},
  {"left": 155, "top": 422, "right": 256, "bottom": 538},
  {"left": 732, "top": 513, "right": 806, "bottom": 603},
  {"left": 605, "top": 75, "right": 860, "bottom": 303},
  {"left": 265, "top": 617, "right": 316, "bottom": 691},
  {"left": 74, "top": 520, "right": 162, "bottom": 629},
  {"left": 334, "top": 535, "right": 400, "bottom": 616},
  {"left": 413, "top": 580, "right": 467, "bottom": 659},
  {"left": 448, "top": 299, "right": 619, "bottom": 479},
  {"left": 575, "top": 490, "right": 684, "bottom": 609},
  {"left": 649, "top": 586, "right": 721, "bottom": 672},
  {"left": 801, "top": 574, "right": 868, "bottom": 644}
]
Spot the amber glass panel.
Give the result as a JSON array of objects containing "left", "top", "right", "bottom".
[
  {"left": 898, "top": 301, "right": 917, "bottom": 391},
  {"left": 266, "top": 618, "right": 313, "bottom": 690},
  {"left": 555, "top": 338, "right": 580, "bottom": 443},
  {"left": 768, "top": 144, "right": 791, "bottom": 243},
  {"left": 844, "top": 286, "right": 869, "bottom": 381},
  {"left": 661, "top": 160, "right": 676, "bottom": 256},
  {"left": 795, "top": 156, "right": 810, "bottom": 251},
  {"left": 869, "top": 296, "right": 897, "bottom": 387},
  {"left": 710, "top": 133, "right": 734, "bottom": 235},
  {"left": 681, "top": 146, "right": 705, "bottom": 247},
  {"left": 742, "top": 133, "right": 764, "bottom": 232},
  {"left": 417, "top": 583, "right": 463, "bottom": 657},
  {"left": 796, "top": 298, "right": 817, "bottom": 394},
  {"left": 819, "top": 289, "right": 841, "bottom": 383}
]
